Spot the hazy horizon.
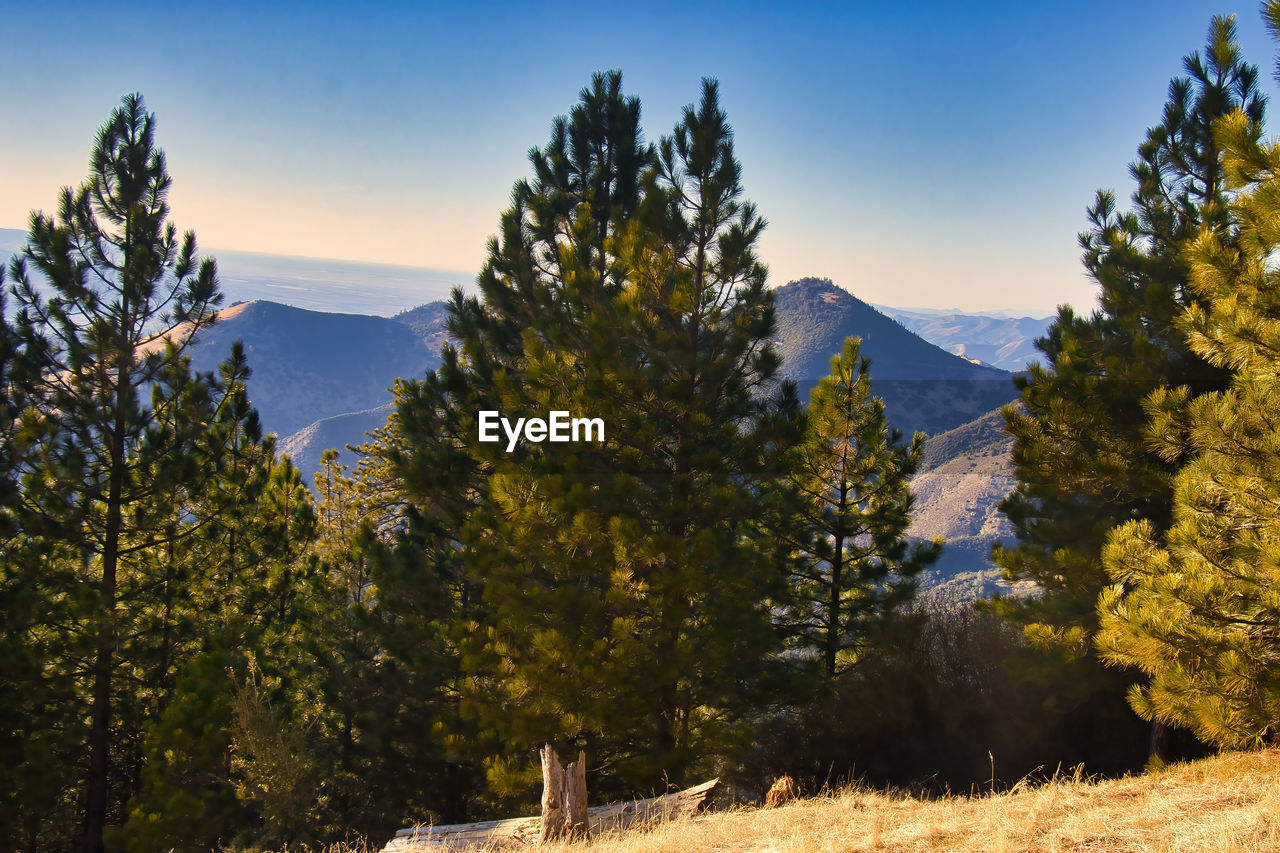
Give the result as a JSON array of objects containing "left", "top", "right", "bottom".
[
  {"left": 3, "top": 0, "right": 1272, "bottom": 315},
  {"left": 0, "top": 227, "right": 1058, "bottom": 320}
]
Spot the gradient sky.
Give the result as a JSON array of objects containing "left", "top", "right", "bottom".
[{"left": 3, "top": 1, "right": 1278, "bottom": 314}]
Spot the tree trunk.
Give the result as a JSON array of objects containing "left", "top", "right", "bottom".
[
  {"left": 1150, "top": 720, "right": 1171, "bottom": 764},
  {"left": 83, "top": 413, "right": 126, "bottom": 853},
  {"left": 82, "top": 636, "right": 113, "bottom": 853}
]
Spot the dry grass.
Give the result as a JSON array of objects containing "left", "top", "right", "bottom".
[{"left": 527, "top": 749, "right": 1280, "bottom": 853}]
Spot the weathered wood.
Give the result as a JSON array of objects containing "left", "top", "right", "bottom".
[
  {"left": 382, "top": 777, "right": 719, "bottom": 851},
  {"left": 540, "top": 744, "right": 566, "bottom": 842},
  {"left": 564, "top": 750, "right": 589, "bottom": 840},
  {"left": 763, "top": 775, "right": 797, "bottom": 808}
]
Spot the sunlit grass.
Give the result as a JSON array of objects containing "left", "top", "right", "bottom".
[{"left": 259, "top": 749, "right": 1280, "bottom": 852}]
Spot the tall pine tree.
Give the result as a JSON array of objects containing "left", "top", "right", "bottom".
[
  {"left": 990, "top": 16, "right": 1263, "bottom": 758},
  {"left": 5, "top": 94, "right": 306, "bottom": 851},
  {"left": 1097, "top": 72, "right": 1280, "bottom": 748},
  {"left": 394, "top": 72, "right": 800, "bottom": 798}
]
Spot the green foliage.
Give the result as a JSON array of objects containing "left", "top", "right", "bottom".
[
  {"left": 290, "top": 418, "right": 481, "bottom": 836},
  {"left": 121, "top": 443, "right": 318, "bottom": 852},
  {"left": 3, "top": 94, "right": 321, "bottom": 852},
  {"left": 1098, "top": 91, "right": 1280, "bottom": 748},
  {"left": 990, "top": 17, "right": 1263, "bottom": 724},
  {"left": 392, "top": 71, "right": 801, "bottom": 801},
  {"left": 4, "top": 92, "right": 229, "bottom": 851},
  {"left": 771, "top": 336, "right": 939, "bottom": 678}
]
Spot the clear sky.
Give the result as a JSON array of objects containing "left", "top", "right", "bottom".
[{"left": 3, "top": 1, "right": 1278, "bottom": 314}]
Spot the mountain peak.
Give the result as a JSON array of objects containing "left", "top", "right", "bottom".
[
  {"left": 772, "top": 277, "right": 1006, "bottom": 382},
  {"left": 771, "top": 277, "right": 1016, "bottom": 435}
]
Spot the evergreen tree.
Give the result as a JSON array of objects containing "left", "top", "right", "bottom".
[
  {"left": 0, "top": 269, "right": 83, "bottom": 848},
  {"left": 120, "top": 356, "right": 318, "bottom": 851},
  {"left": 278, "top": 412, "right": 480, "bottom": 837},
  {"left": 4, "top": 93, "right": 293, "bottom": 851},
  {"left": 395, "top": 72, "right": 800, "bottom": 798},
  {"left": 989, "top": 17, "right": 1263, "bottom": 750},
  {"left": 1097, "top": 85, "right": 1280, "bottom": 748},
  {"left": 772, "top": 337, "right": 939, "bottom": 679},
  {"left": 374, "top": 375, "right": 486, "bottom": 824}
]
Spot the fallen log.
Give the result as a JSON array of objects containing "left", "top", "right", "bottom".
[{"left": 382, "top": 777, "right": 720, "bottom": 851}]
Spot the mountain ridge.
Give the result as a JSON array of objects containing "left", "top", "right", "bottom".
[
  {"left": 879, "top": 305, "right": 1053, "bottom": 372},
  {"left": 177, "top": 279, "right": 1022, "bottom": 481}
]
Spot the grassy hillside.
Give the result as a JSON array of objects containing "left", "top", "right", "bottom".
[{"left": 528, "top": 749, "right": 1280, "bottom": 853}]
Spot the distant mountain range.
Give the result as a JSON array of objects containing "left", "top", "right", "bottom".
[
  {"left": 878, "top": 306, "right": 1053, "bottom": 372},
  {"left": 3, "top": 230, "right": 1030, "bottom": 596},
  {"left": 179, "top": 279, "right": 1020, "bottom": 482}
]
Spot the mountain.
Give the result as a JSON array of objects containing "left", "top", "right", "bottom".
[
  {"left": 392, "top": 301, "right": 452, "bottom": 351},
  {"left": 192, "top": 282, "right": 1021, "bottom": 487},
  {"left": 773, "top": 278, "right": 1019, "bottom": 436},
  {"left": 9, "top": 252, "right": 1027, "bottom": 600},
  {"left": 0, "top": 227, "right": 27, "bottom": 258},
  {"left": 184, "top": 299, "right": 443, "bottom": 441},
  {"left": 878, "top": 306, "right": 1053, "bottom": 372}
]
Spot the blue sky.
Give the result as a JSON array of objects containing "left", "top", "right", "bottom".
[{"left": 2, "top": 1, "right": 1277, "bottom": 313}]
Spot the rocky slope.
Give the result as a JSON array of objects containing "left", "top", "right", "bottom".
[{"left": 906, "top": 407, "right": 1033, "bottom": 602}]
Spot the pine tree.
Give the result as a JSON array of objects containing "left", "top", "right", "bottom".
[
  {"left": 277, "top": 411, "right": 480, "bottom": 836},
  {"left": 772, "top": 337, "right": 939, "bottom": 679},
  {"left": 394, "top": 73, "right": 800, "bottom": 798},
  {"left": 3, "top": 93, "right": 286, "bottom": 851},
  {"left": 1097, "top": 80, "right": 1280, "bottom": 748},
  {"left": 373, "top": 375, "right": 486, "bottom": 824},
  {"left": 989, "top": 17, "right": 1264, "bottom": 748},
  {"left": 0, "top": 268, "right": 83, "bottom": 848},
  {"left": 120, "top": 356, "right": 318, "bottom": 850}
]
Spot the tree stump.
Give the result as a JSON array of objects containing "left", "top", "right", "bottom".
[
  {"left": 539, "top": 745, "right": 566, "bottom": 842},
  {"left": 540, "top": 745, "right": 591, "bottom": 842},
  {"left": 564, "top": 750, "right": 589, "bottom": 840},
  {"left": 763, "top": 775, "right": 797, "bottom": 808}
]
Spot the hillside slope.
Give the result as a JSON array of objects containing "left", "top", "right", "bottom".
[
  {"left": 906, "top": 407, "right": 1024, "bottom": 601},
  {"left": 773, "top": 278, "right": 1018, "bottom": 436},
  {"left": 276, "top": 404, "right": 395, "bottom": 486},
  {"left": 520, "top": 749, "right": 1280, "bottom": 853}
]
